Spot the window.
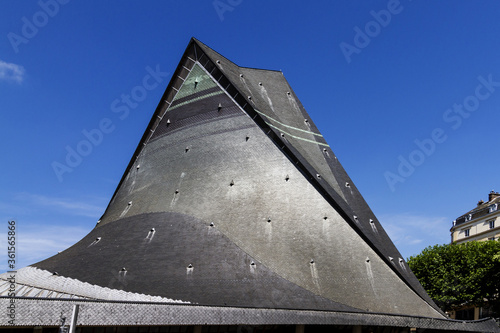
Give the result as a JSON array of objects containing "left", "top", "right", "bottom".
[
  {"left": 465, "top": 214, "right": 472, "bottom": 222},
  {"left": 456, "top": 308, "right": 475, "bottom": 320},
  {"left": 464, "top": 229, "right": 470, "bottom": 237},
  {"left": 489, "top": 204, "right": 498, "bottom": 213},
  {"left": 489, "top": 220, "right": 495, "bottom": 229},
  {"left": 480, "top": 306, "right": 495, "bottom": 319}
]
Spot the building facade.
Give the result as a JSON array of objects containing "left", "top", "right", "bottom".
[
  {"left": 451, "top": 191, "right": 500, "bottom": 244},
  {"left": 448, "top": 190, "right": 500, "bottom": 321}
]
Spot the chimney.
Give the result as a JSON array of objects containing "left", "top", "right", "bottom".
[
  {"left": 488, "top": 190, "right": 500, "bottom": 202},
  {"left": 477, "top": 200, "right": 484, "bottom": 206}
]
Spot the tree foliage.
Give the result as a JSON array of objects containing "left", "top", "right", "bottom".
[{"left": 407, "top": 240, "right": 500, "bottom": 312}]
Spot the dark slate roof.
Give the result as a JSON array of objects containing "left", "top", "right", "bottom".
[
  {"left": 0, "top": 266, "right": 186, "bottom": 302},
  {"left": 183, "top": 38, "right": 441, "bottom": 313},
  {"left": 453, "top": 195, "right": 500, "bottom": 228},
  {"left": 1, "top": 298, "right": 499, "bottom": 332},
  {"left": 12, "top": 38, "right": 498, "bottom": 331},
  {"left": 34, "top": 212, "right": 356, "bottom": 312}
]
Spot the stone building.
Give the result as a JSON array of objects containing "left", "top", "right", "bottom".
[
  {"left": 451, "top": 191, "right": 500, "bottom": 244},
  {"left": 447, "top": 190, "right": 500, "bottom": 321},
  {"left": 0, "top": 38, "right": 498, "bottom": 333}
]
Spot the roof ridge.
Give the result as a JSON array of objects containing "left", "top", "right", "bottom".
[
  {"left": 457, "top": 196, "right": 500, "bottom": 218},
  {"left": 191, "top": 37, "right": 239, "bottom": 67},
  {"left": 192, "top": 38, "right": 282, "bottom": 73}
]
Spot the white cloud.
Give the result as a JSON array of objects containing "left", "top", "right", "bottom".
[
  {"left": 379, "top": 213, "right": 451, "bottom": 259},
  {"left": 16, "top": 193, "right": 105, "bottom": 218},
  {"left": 0, "top": 223, "right": 89, "bottom": 273},
  {"left": 0, "top": 60, "right": 25, "bottom": 84},
  {"left": 0, "top": 193, "right": 102, "bottom": 273}
]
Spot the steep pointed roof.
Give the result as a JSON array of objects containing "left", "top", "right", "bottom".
[
  {"left": 105, "top": 39, "right": 438, "bottom": 308},
  {"left": 1, "top": 38, "right": 498, "bottom": 332},
  {"left": 161, "top": 37, "right": 441, "bottom": 313}
]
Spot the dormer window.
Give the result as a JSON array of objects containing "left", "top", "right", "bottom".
[
  {"left": 489, "top": 204, "right": 498, "bottom": 213},
  {"left": 465, "top": 214, "right": 472, "bottom": 222}
]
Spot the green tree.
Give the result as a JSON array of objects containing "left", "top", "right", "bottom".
[{"left": 407, "top": 240, "right": 500, "bottom": 313}]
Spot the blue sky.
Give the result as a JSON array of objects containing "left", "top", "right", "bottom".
[{"left": 1, "top": 1, "right": 500, "bottom": 272}]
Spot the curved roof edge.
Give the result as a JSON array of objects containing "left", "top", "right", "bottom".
[
  {"left": 1, "top": 298, "right": 498, "bottom": 332},
  {"left": 0, "top": 267, "right": 188, "bottom": 304}
]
